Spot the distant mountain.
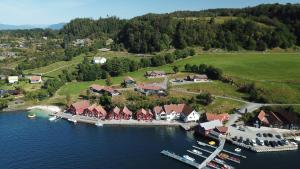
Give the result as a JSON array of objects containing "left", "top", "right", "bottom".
[
  {"left": 0, "top": 23, "right": 65, "bottom": 30},
  {"left": 0, "top": 24, "right": 37, "bottom": 30},
  {"left": 47, "top": 23, "right": 65, "bottom": 30}
]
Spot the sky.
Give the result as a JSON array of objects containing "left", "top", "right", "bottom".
[{"left": 0, "top": 0, "right": 299, "bottom": 25}]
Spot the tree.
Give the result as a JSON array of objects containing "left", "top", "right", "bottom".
[
  {"left": 99, "top": 93, "right": 112, "bottom": 109},
  {"left": 173, "top": 66, "right": 179, "bottom": 74},
  {"left": 185, "top": 64, "right": 192, "bottom": 72},
  {"left": 195, "top": 92, "right": 213, "bottom": 106},
  {"left": 106, "top": 74, "right": 112, "bottom": 86}
]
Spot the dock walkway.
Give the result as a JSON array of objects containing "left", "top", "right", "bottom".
[{"left": 161, "top": 150, "right": 201, "bottom": 168}]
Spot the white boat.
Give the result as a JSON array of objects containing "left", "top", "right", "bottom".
[
  {"left": 49, "top": 116, "right": 58, "bottom": 121},
  {"left": 235, "top": 148, "right": 242, "bottom": 153},
  {"left": 95, "top": 121, "right": 103, "bottom": 127},
  {"left": 68, "top": 118, "right": 77, "bottom": 123},
  {"left": 183, "top": 155, "right": 195, "bottom": 162},
  {"left": 197, "top": 141, "right": 207, "bottom": 146},
  {"left": 192, "top": 149, "right": 202, "bottom": 155},
  {"left": 214, "top": 157, "right": 225, "bottom": 164}
]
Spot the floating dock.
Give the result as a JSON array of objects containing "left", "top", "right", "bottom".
[{"left": 161, "top": 150, "right": 201, "bottom": 168}]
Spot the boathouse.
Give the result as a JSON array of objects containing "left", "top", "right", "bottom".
[
  {"left": 136, "top": 108, "right": 153, "bottom": 121},
  {"left": 83, "top": 104, "right": 107, "bottom": 120},
  {"left": 68, "top": 100, "right": 90, "bottom": 115},
  {"left": 120, "top": 106, "right": 133, "bottom": 120},
  {"left": 108, "top": 106, "right": 121, "bottom": 120}
]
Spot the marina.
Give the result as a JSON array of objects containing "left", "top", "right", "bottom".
[{"left": 161, "top": 150, "right": 201, "bottom": 168}]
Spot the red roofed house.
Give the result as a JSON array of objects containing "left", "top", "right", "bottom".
[
  {"left": 68, "top": 100, "right": 90, "bottom": 115},
  {"left": 214, "top": 126, "right": 229, "bottom": 135},
  {"left": 120, "top": 106, "right": 133, "bottom": 120},
  {"left": 90, "top": 84, "right": 120, "bottom": 96},
  {"left": 205, "top": 113, "right": 230, "bottom": 123},
  {"left": 180, "top": 105, "right": 201, "bottom": 122},
  {"left": 257, "top": 110, "right": 283, "bottom": 128},
  {"left": 108, "top": 106, "right": 121, "bottom": 120},
  {"left": 83, "top": 104, "right": 107, "bottom": 120},
  {"left": 30, "top": 76, "right": 42, "bottom": 84},
  {"left": 135, "top": 84, "right": 165, "bottom": 96},
  {"left": 136, "top": 108, "right": 153, "bottom": 121}
]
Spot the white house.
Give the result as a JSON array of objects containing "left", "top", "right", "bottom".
[
  {"left": 153, "top": 104, "right": 200, "bottom": 122},
  {"left": 8, "top": 76, "right": 18, "bottom": 84},
  {"left": 93, "top": 57, "right": 107, "bottom": 64}
]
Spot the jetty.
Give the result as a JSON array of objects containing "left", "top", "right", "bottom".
[{"left": 161, "top": 150, "right": 201, "bottom": 168}]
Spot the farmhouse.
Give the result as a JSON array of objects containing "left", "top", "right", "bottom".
[
  {"left": 186, "top": 74, "right": 208, "bottom": 82},
  {"left": 83, "top": 104, "right": 107, "bottom": 119},
  {"left": 144, "top": 71, "right": 166, "bottom": 78},
  {"left": 136, "top": 108, "right": 153, "bottom": 121},
  {"left": 205, "top": 113, "right": 230, "bottom": 123},
  {"left": 135, "top": 84, "right": 165, "bottom": 96},
  {"left": 30, "top": 76, "right": 42, "bottom": 84},
  {"left": 120, "top": 106, "right": 133, "bottom": 120},
  {"left": 93, "top": 56, "right": 107, "bottom": 64},
  {"left": 8, "top": 76, "right": 18, "bottom": 84},
  {"left": 257, "top": 110, "right": 283, "bottom": 128},
  {"left": 108, "top": 106, "right": 121, "bottom": 120},
  {"left": 68, "top": 100, "right": 90, "bottom": 115},
  {"left": 90, "top": 84, "right": 120, "bottom": 96},
  {"left": 123, "top": 76, "right": 135, "bottom": 87}
]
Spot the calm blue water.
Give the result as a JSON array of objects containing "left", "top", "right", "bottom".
[{"left": 0, "top": 111, "right": 299, "bottom": 169}]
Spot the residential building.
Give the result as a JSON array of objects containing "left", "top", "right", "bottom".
[
  {"left": 8, "top": 76, "right": 18, "bottom": 84},
  {"left": 144, "top": 71, "right": 166, "bottom": 78},
  {"left": 205, "top": 113, "right": 230, "bottom": 123},
  {"left": 123, "top": 76, "right": 135, "bottom": 87},
  {"left": 186, "top": 74, "right": 208, "bottom": 82},
  {"left": 153, "top": 104, "right": 200, "bottom": 122},
  {"left": 120, "top": 106, "right": 133, "bottom": 120},
  {"left": 83, "top": 104, "right": 107, "bottom": 120},
  {"left": 68, "top": 100, "right": 90, "bottom": 115},
  {"left": 30, "top": 76, "right": 42, "bottom": 84},
  {"left": 90, "top": 84, "right": 120, "bottom": 96},
  {"left": 108, "top": 106, "right": 121, "bottom": 120},
  {"left": 136, "top": 108, "right": 153, "bottom": 121},
  {"left": 135, "top": 84, "right": 165, "bottom": 96},
  {"left": 257, "top": 110, "right": 283, "bottom": 128},
  {"left": 93, "top": 57, "right": 107, "bottom": 64}
]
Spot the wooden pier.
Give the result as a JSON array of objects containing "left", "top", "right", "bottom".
[{"left": 161, "top": 150, "right": 201, "bottom": 168}]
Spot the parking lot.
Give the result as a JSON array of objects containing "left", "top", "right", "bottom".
[{"left": 228, "top": 125, "right": 298, "bottom": 152}]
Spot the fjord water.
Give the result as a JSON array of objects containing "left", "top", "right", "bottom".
[{"left": 0, "top": 111, "right": 299, "bottom": 169}]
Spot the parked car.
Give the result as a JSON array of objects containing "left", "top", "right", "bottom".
[
  {"left": 263, "top": 133, "right": 268, "bottom": 137},
  {"left": 275, "top": 135, "right": 282, "bottom": 139},
  {"left": 256, "top": 133, "right": 262, "bottom": 137},
  {"left": 264, "top": 140, "right": 270, "bottom": 146},
  {"left": 268, "top": 133, "right": 273, "bottom": 138}
]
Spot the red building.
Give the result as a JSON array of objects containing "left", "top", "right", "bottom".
[
  {"left": 68, "top": 100, "right": 90, "bottom": 115},
  {"left": 205, "top": 113, "right": 230, "bottom": 123},
  {"left": 121, "top": 106, "right": 132, "bottom": 120},
  {"left": 136, "top": 108, "right": 153, "bottom": 121},
  {"left": 108, "top": 106, "right": 121, "bottom": 120},
  {"left": 83, "top": 104, "right": 107, "bottom": 120}
]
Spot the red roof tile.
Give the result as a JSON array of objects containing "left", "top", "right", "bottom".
[
  {"left": 206, "top": 113, "right": 230, "bottom": 122},
  {"left": 71, "top": 100, "right": 90, "bottom": 114},
  {"left": 122, "top": 106, "right": 132, "bottom": 116}
]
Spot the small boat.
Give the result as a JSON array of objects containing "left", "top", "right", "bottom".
[
  {"left": 183, "top": 155, "right": 195, "bottom": 162},
  {"left": 49, "top": 116, "right": 58, "bottom": 121},
  {"left": 68, "top": 118, "right": 77, "bottom": 123},
  {"left": 209, "top": 141, "right": 216, "bottom": 145},
  {"left": 95, "top": 121, "right": 103, "bottom": 127},
  {"left": 214, "top": 157, "right": 225, "bottom": 164},
  {"left": 192, "top": 149, "right": 202, "bottom": 155},
  {"left": 27, "top": 113, "right": 36, "bottom": 119},
  {"left": 222, "top": 164, "right": 235, "bottom": 169},
  {"left": 197, "top": 141, "right": 207, "bottom": 146},
  {"left": 207, "top": 162, "right": 218, "bottom": 168},
  {"left": 234, "top": 148, "right": 242, "bottom": 153}
]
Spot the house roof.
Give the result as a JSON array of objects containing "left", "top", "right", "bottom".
[
  {"left": 277, "top": 111, "right": 298, "bottom": 123},
  {"left": 206, "top": 113, "right": 230, "bottom": 122},
  {"left": 137, "top": 84, "right": 162, "bottom": 91},
  {"left": 153, "top": 106, "right": 164, "bottom": 114},
  {"left": 215, "top": 126, "right": 228, "bottom": 133},
  {"left": 94, "top": 105, "right": 107, "bottom": 116},
  {"left": 192, "top": 74, "right": 208, "bottom": 79},
  {"left": 199, "top": 120, "right": 223, "bottom": 131},
  {"left": 137, "top": 108, "right": 152, "bottom": 115},
  {"left": 90, "top": 84, "right": 105, "bottom": 91},
  {"left": 122, "top": 106, "right": 132, "bottom": 116},
  {"left": 267, "top": 111, "right": 283, "bottom": 125},
  {"left": 181, "top": 104, "right": 195, "bottom": 117},
  {"left": 111, "top": 106, "right": 121, "bottom": 114},
  {"left": 31, "top": 76, "right": 41, "bottom": 81},
  {"left": 258, "top": 110, "right": 269, "bottom": 124},
  {"left": 71, "top": 100, "right": 90, "bottom": 114},
  {"left": 146, "top": 71, "right": 166, "bottom": 75},
  {"left": 124, "top": 76, "right": 135, "bottom": 82}
]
